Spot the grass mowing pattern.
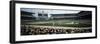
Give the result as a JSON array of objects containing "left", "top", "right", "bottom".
[{"left": 24, "top": 19, "right": 91, "bottom": 27}]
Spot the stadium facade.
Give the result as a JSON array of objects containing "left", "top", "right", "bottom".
[{"left": 21, "top": 8, "right": 92, "bottom": 21}]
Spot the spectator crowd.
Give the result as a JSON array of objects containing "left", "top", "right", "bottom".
[{"left": 21, "top": 25, "right": 92, "bottom": 35}]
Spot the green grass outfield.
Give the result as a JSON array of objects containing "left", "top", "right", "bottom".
[{"left": 23, "top": 19, "right": 92, "bottom": 27}]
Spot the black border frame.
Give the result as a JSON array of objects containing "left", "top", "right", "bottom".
[{"left": 10, "top": 1, "right": 97, "bottom": 43}]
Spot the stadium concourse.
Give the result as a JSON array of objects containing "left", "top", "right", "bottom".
[{"left": 21, "top": 8, "right": 92, "bottom": 35}]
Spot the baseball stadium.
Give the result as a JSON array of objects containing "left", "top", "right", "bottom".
[{"left": 21, "top": 8, "right": 92, "bottom": 35}]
